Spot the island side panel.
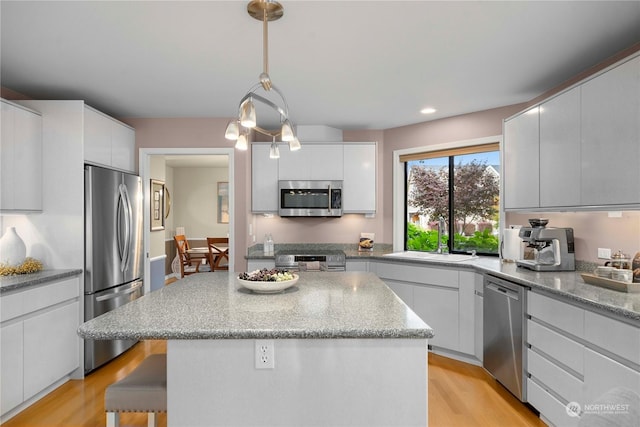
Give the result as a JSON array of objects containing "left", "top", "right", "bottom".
[{"left": 168, "top": 338, "right": 428, "bottom": 426}]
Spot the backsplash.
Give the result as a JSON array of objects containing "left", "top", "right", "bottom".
[{"left": 505, "top": 211, "right": 640, "bottom": 264}]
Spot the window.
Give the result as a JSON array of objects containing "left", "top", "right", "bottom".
[{"left": 403, "top": 144, "right": 500, "bottom": 255}]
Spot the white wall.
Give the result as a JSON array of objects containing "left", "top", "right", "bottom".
[{"left": 149, "top": 156, "right": 166, "bottom": 259}]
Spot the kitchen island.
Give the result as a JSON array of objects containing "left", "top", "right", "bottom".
[{"left": 78, "top": 271, "right": 432, "bottom": 426}]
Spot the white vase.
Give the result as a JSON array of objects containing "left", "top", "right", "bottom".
[{"left": 0, "top": 227, "right": 26, "bottom": 266}]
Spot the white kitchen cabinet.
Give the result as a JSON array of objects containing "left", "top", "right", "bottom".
[
  {"left": 251, "top": 144, "right": 279, "bottom": 212},
  {"left": 473, "top": 275, "right": 483, "bottom": 362},
  {"left": 0, "top": 321, "right": 23, "bottom": 415},
  {"left": 23, "top": 301, "right": 79, "bottom": 400},
  {"left": 246, "top": 259, "right": 275, "bottom": 271},
  {"left": 583, "top": 347, "right": 640, "bottom": 404},
  {"left": 84, "top": 106, "right": 135, "bottom": 172},
  {"left": 385, "top": 280, "right": 414, "bottom": 307},
  {"left": 278, "top": 143, "right": 343, "bottom": 181},
  {"left": 0, "top": 275, "right": 81, "bottom": 419},
  {"left": 343, "top": 143, "right": 376, "bottom": 213},
  {"left": 0, "top": 99, "right": 42, "bottom": 212},
  {"left": 539, "top": 87, "right": 581, "bottom": 207},
  {"left": 503, "top": 107, "right": 540, "bottom": 210},
  {"left": 413, "top": 284, "right": 459, "bottom": 350},
  {"left": 581, "top": 55, "right": 640, "bottom": 206},
  {"left": 345, "top": 259, "right": 369, "bottom": 272}
]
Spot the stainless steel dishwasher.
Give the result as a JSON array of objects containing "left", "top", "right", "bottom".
[{"left": 483, "top": 274, "right": 527, "bottom": 401}]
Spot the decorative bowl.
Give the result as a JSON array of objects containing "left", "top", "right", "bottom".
[{"left": 237, "top": 274, "right": 299, "bottom": 293}]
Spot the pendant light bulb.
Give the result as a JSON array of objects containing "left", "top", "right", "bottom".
[
  {"left": 289, "top": 136, "right": 301, "bottom": 152},
  {"left": 235, "top": 133, "right": 248, "bottom": 151},
  {"left": 225, "top": 120, "right": 239, "bottom": 140},
  {"left": 240, "top": 99, "right": 256, "bottom": 128},
  {"left": 281, "top": 119, "right": 294, "bottom": 141},
  {"left": 269, "top": 142, "right": 280, "bottom": 159}
]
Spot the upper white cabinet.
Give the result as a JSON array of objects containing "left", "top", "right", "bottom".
[
  {"left": 539, "top": 87, "right": 581, "bottom": 207},
  {"left": 84, "top": 106, "right": 135, "bottom": 172},
  {"left": 504, "top": 53, "right": 640, "bottom": 210},
  {"left": 503, "top": 107, "right": 539, "bottom": 210},
  {"left": 581, "top": 55, "right": 640, "bottom": 206},
  {"left": 251, "top": 142, "right": 377, "bottom": 214},
  {"left": 343, "top": 143, "right": 376, "bottom": 213},
  {"left": 251, "top": 144, "right": 279, "bottom": 213},
  {"left": 278, "top": 143, "right": 343, "bottom": 181},
  {"left": 0, "top": 99, "right": 43, "bottom": 212}
]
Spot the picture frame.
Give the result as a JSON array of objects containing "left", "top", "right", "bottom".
[
  {"left": 217, "top": 182, "right": 229, "bottom": 224},
  {"left": 151, "top": 179, "right": 165, "bottom": 231}
]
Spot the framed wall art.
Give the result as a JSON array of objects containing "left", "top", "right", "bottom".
[{"left": 151, "top": 179, "right": 165, "bottom": 231}]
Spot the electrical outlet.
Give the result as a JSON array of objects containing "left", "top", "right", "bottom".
[
  {"left": 598, "top": 248, "right": 612, "bottom": 259},
  {"left": 255, "top": 340, "right": 274, "bottom": 369}
]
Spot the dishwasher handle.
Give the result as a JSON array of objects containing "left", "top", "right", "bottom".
[{"left": 485, "top": 282, "right": 520, "bottom": 300}]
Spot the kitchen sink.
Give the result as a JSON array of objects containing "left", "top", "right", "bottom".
[{"left": 382, "top": 251, "right": 476, "bottom": 262}]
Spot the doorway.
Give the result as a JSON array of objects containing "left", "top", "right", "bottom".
[{"left": 139, "top": 148, "right": 234, "bottom": 293}]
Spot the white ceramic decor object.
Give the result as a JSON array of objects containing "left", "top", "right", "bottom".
[{"left": 0, "top": 227, "right": 27, "bottom": 266}]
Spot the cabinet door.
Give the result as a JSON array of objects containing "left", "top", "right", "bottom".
[
  {"left": 252, "top": 144, "right": 279, "bottom": 212},
  {"left": 84, "top": 107, "right": 112, "bottom": 166},
  {"left": 458, "top": 271, "right": 476, "bottom": 356},
  {"left": 23, "top": 301, "right": 79, "bottom": 400},
  {"left": 0, "top": 321, "right": 23, "bottom": 415},
  {"left": 539, "top": 87, "right": 581, "bottom": 207},
  {"left": 345, "top": 260, "right": 369, "bottom": 272},
  {"left": 111, "top": 122, "right": 135, "bottom": 172},
  {"left": 385, "top": 280, "right": 414, "bottom": 307},
  {"left": 278, "top": 144, "right": 343, "bottom": 180},
  {"left": 503, "top": 108, "right": 540, "bottom": 209},
  {"left": 343, "top": 143, "right": 376, "bottom": 213},
  {"left": 0, "top": 101, "right": 42, "bottom": 211},
  {"left": 413, "top": 285, "right": 459, "bottom": 351},
  {"left": 583, "top": 347, "right": 640, "bottom": 404},
  {"left": 581, "top": 56, "right": 640, "bottom": 206}
]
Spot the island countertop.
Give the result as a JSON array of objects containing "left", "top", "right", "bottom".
[{"left": 78, "top": 271, "right": 433, "bottom": 341}]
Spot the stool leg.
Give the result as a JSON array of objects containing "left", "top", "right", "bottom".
[
  {"left": 106, "top": 412, "right": 119, "bottom": 427},
  {"left": 147, "top": 412, "right": 158, "bottom": 427}
]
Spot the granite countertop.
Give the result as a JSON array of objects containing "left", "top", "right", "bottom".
[
  {"left": 246, "top": 245, "right": 640, "bottom": 322},
  {"left": 0, "top": 269, "right": 83, "bottom": 293},
  {"left": 78, "top": 271, "right": 433, "bottom": 341}
]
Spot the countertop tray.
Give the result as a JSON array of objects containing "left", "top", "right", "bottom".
[{"left": 580, "top": 273, "right": 640, "bottom": 293}]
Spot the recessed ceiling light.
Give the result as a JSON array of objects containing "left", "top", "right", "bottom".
[{"left": 420, "top": 107, "right": 437, "bottom": 114}]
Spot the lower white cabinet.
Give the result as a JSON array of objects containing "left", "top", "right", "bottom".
[
  {"left": 345, "top": 260, "right": 369, "bottom": 272},
  {"left": 371, "top": 261, "right": 479, "bottom": 359},
  {"left": 473, "top": 273, "right": 483, "bottom": 362},
  {"left": 526, "top": 290, "right": 640, "bottom": 426},
  {"left": 0, "top": 322, "right": 23, "bottom": 415},
  {"left": 0, "top": 276, "right": 80, "bottom": 419},
  {"left": 246, "top": 259, "right": 275, "bottom": 271}
]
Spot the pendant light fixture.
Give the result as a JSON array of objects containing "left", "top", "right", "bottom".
[{"left": 224, "top": 0, "right": 301, "bottom": 157}]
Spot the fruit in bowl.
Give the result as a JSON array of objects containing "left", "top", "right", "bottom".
[{"left": 237, "top": 268, "right": 298, "bottom": 293}]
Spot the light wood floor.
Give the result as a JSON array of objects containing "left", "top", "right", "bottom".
[{"left": 3, "top": 340, "right": 545, "bottom": 427}]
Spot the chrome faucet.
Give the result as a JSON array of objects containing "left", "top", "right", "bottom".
[{"left": 436, "top": 216, "right": 446, "bottom": 253}]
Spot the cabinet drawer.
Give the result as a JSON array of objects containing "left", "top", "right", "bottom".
[
  {"left": 527, "top": 378, "right": 580, "bottom": 427},
  {"left": 584, "top": 311, "right": 640, "bottom": 365},
  {"left": 1, "top": 277, "right": 79, "bottom": 322},
  {"left": 527, "top": 348, "right": 583, "bottom": 404},
  {"left": 528, "top": 319, "right": 584, "bottom": 375},
  {"left": 527, "top": 291, "right": 584, "bottom": 339},
  {"left": 583, "top": 347, "right": 640, "bottom": 404},
  {"left": 374, "top": 262, "right": 458, "bottom": 288}
]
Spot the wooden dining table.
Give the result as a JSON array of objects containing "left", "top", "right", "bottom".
[{"left": 186, "top": 246, "right": 229, "bottom": 270}]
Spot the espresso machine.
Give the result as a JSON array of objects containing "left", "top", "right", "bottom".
[{"left": 516, "top": 219, "right": 575, "bottom": 271}]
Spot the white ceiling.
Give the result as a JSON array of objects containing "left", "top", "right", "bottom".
[{"left": 2, "top": 1, "right": 639, "bottom": 130}]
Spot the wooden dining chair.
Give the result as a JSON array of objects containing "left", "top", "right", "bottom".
[
  {"left": 174, "top": 235, "right": 201, "bottom": 278},
  {"left": 206, "top": 237, "right": 229, "bottom": 271}
]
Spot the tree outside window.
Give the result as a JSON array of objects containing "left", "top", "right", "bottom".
[{"left": 406, "top": 150, "right": 500, "bottom": 255}]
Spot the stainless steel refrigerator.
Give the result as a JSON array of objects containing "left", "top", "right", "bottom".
[{"left": 84, "top": 164, "right": 144, "bottom": 373}]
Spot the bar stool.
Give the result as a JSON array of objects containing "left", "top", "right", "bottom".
[{"left": 105, "top": 354, "right": 167, "bottom": 427}]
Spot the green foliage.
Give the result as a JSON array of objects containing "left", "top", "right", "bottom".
[
  {"left": 406, "top": 223, "right": 447, "bottom": 251},
  {"left": 454, "top": 228, "right": 499, "bottom": 253},
  {"left": 406, "top": 223, "right": 498, "bottom": 254}
]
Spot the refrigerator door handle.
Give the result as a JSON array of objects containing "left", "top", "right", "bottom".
[
  {"left": 117, "top": 183, "right": 132, "bottom": 272},
  {"left": 95, "top": 281, "right": 143, "bottom": 302}
]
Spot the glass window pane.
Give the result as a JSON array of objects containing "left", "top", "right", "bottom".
[
  {"left": 452, "top": 151, "right": 500, "bottom": 254},
  {"left": 406, "top": 158, "right": 449, "bottom": 252}
]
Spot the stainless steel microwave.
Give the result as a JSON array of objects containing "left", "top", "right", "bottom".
[{"left": 278, "top": 180, "right": 342, "bottom": 217}]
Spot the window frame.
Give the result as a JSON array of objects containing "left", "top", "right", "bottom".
[{"left": 391, "top": 136, "right": 503, "bottom": 253}]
